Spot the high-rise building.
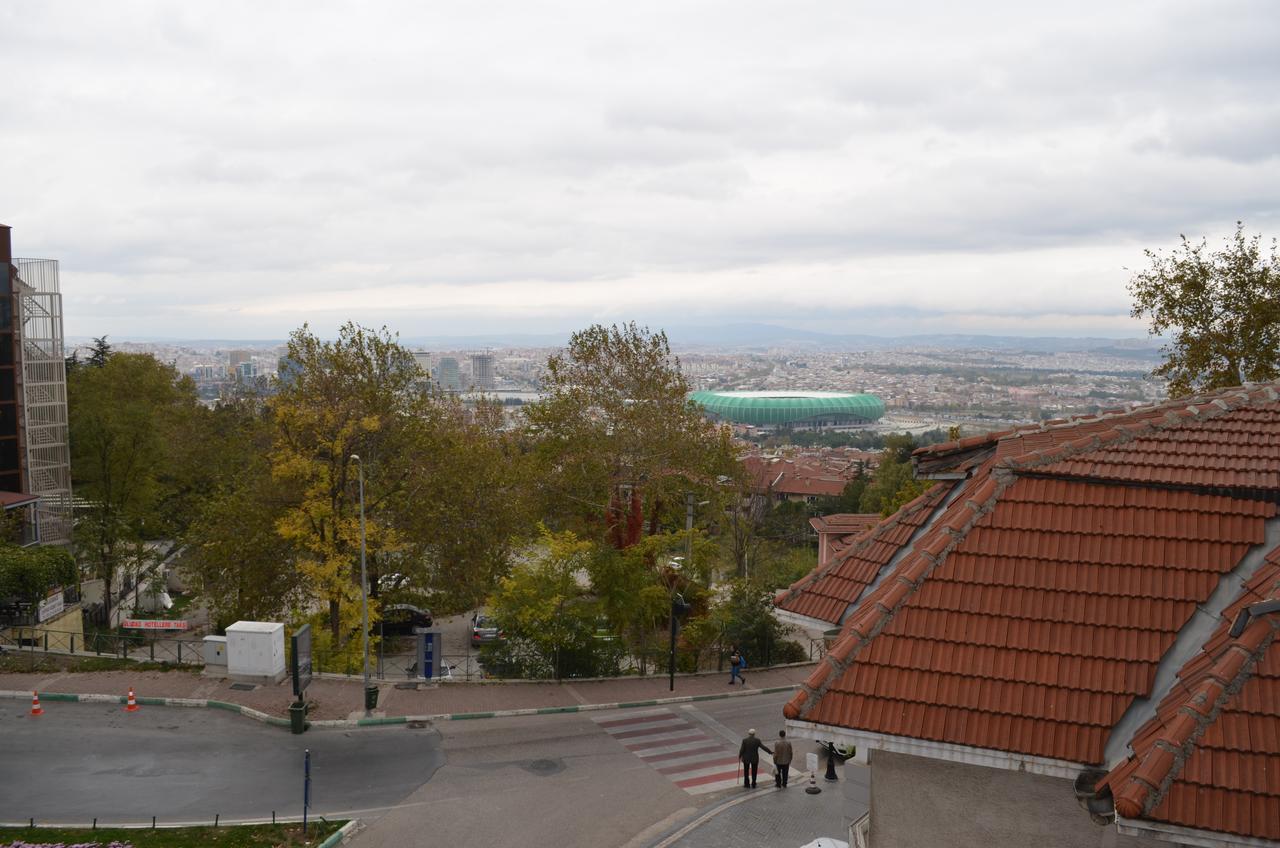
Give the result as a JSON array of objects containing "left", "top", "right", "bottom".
[
  {"left": 228, "top": 350, "right": 251, "bottom": 368},
  {"left": 470, "top": 353, "right": 495, "bottom": 392},
  {"left": 411, "top": 351, "right": 432, "bottom": 377},
  {"left": 0, "top": 224, "right": 72, "bottom": 545},
  {"left": 436, "top": 357, "right": 461, "bottom": 393}
]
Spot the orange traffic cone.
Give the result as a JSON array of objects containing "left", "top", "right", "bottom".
[
  {"left": 30, "top": 691, "right": 43, "bottom": 716},
  {"left": 124, "top": 686, "right": 139, "bottom": 712}
]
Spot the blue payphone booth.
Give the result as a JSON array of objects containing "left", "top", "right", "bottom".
[{"left": 416, "top": 630, "right": 442, "bottom": 679}]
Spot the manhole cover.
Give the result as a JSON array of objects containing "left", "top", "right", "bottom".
[
  {"left": 521, "top": 758, "right": 565, "bottom": 776},
  {"left": 229, "top": 683, "right": 257, "bottom": 691}
]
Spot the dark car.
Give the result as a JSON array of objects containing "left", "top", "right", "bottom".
[
  {"left": 381, "top": 604, "right": 433, "bottom": 636},
  {"left": 470, "top": 613, "right": 502, "bottom": 646}
]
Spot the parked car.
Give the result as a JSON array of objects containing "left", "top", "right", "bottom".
[
  {"left": 470, "top": 613, "right": 502, "bottom": 646},
  {"left": 381, "top": 604, "right": 433, "bottom": 636}
]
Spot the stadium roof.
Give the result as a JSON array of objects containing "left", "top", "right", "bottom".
[{"left": 688, "top": 391, "right": 885, "bottom": 426}]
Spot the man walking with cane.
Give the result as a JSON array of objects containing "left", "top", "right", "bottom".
[{"left": 738, "top": 728, "right": 772, "bottom": 788}]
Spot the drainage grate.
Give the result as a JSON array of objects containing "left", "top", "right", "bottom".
[{"left": 229, "top": 683, "right": 257, "bottom": 691}]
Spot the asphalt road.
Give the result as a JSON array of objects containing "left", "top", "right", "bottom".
[
  {"left": 2, "top": 690, "right": 804, "bottom": 846},
  {"left": 354, "top": 691, "right": 805, "bottom": 848},
  {"left": 1, "top": 700, "right": 444, "bottom": 825}
]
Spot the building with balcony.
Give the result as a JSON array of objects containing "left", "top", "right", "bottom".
[{"left": 0, "top": 224, "right": 72, "bottom": 546}]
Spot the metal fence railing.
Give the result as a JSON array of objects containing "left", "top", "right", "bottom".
[{"left": 0, "top": 625, "right": 203, "bottom": 666}]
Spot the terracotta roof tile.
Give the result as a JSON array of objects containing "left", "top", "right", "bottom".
[
  {"left": 1100, "top": 554, "right": 1280, "bottom": 841},
  {"left": 775, "top": 481, "right": 955, "bottom": 624},
  {"left": 789, "top": 381, "right": 1280, "bottom": 816}
]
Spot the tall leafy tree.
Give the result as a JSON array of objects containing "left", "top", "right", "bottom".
[
  {"left": 524, "top": 323, "right": 728, "bottom": 545},
  {"left": 69, "top": 352, "right": 197, "bottom": 619},
  {"left": 487, "top": 527, "right": 605, "bottom": 679},
  {"left": 394, "top": 395, "right": 536, "bottom": 615},
  {"left": 860, "top": 434, "right": 930, "bottom": 516},
  {"left": 1129, "top": 223, "right": 1280, "bottom": 397},
  {"left": 269, "top": 322, "right": 436, "bottom": 641},
  {"left": 184, "top": 393, "right": 300, "bottom": 628}
]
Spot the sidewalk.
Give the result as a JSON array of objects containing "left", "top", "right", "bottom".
[
  {"left": 652, "top": 762, "right": 867, "bottom": 848},
  {"left": 0, "top": 663, "right": 816, "bottom": 721}
]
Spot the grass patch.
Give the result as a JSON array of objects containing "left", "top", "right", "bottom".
[{"left": 0, "top": 820, "right": 345, "bottom": 848}]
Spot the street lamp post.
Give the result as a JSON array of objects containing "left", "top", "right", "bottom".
[
  {"left": 668, "top": 557, "right": 688, "bottom": 692},
  {"left": 351, "top": 454, "right": 371, "bottom": 715},
  {"left": 685, "top": 492, "right": 695, "bottom": 565}
]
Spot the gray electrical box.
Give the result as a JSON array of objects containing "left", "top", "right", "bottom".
[{"left": 203, "top": 635, "right": 227, "bottom": 667}]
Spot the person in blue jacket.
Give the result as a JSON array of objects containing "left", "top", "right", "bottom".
[{"left": 729, "top": 647, "right": 747, "bottom": 685}]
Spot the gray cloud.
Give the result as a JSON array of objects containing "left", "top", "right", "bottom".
[{"left": 1, "top": 0, "right": 1277, "bottom": 340}]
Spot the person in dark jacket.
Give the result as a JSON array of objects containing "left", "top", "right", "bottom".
[
  {"left": 738, "top": 728, "right": 773, "bottom": 788},
  {"left": 773, "top": 729, "right": 794, "bottom": 787}
]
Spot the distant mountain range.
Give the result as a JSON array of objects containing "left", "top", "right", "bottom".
[
  {"left": 71, "top": 323, "right": 1166, "bottom": 357},
  {"left": 663, "top": 323, "right": 1165, "bottom": 356}
]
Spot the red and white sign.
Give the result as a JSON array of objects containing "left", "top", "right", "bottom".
[
  {"left": 38, "top": 591, "right": 66, "bottom": 623},
  {"left": 121, "top": 619, "right": 190, "bottom": 631}
]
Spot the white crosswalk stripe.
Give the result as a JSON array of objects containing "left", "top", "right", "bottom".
[{"left": 592, "top": 708, "right": 771, "bottom": 795}]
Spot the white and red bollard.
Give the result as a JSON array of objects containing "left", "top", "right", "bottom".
[{"left": 124, "top": 686, "right": 140, "bottom": 712}]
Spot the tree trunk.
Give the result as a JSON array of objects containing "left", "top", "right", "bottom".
[{"left": 329, "top": 598, "right": 340, "bottom": 641}]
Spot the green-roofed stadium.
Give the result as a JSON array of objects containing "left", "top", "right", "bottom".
[{"left": 688, "top": 390, "right": 885, "bottom": 428}]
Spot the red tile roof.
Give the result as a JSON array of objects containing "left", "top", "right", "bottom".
[
  {"left": 784, "top": 383, "right": 1280, "bottom": 840},
  {"left": 774, "top": 483, "right": 954, "bottom": 624},
  {"left": 810, "top": 513, "right": 883, "bottom": 535},
  {"left": 0, "top": 491, "right": 37, "bottom": 508},
  {"left": 1100, "top": 552, "right": 1280, "bottom": 841}
]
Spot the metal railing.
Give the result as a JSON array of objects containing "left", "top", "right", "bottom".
[{"left": 0, "top": 625, "right": 203, "bottom": 666}]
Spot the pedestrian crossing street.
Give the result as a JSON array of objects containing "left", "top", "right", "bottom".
[{"left": 592, "top": 707, "right": 770, "bottom": 795}]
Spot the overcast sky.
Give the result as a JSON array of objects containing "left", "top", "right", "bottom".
[{"left": 3, "top": 1, "right": 1277, "bottom": 342}]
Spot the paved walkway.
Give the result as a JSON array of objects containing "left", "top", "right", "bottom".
[
  {"left": 0, "top": 663, "right": 817, "bottom": 720},
  {"left": 655, "top": 766, "right": 865, "bottom": 848},
  {"left": 2, "top": 661, "right": 864, "bottom": 846}
]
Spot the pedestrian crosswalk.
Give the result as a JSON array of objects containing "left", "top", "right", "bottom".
[{"left": 592, "top": 708, "right": 768, "bottom": 795}]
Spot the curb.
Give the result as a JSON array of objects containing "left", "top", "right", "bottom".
[
  {"left": 2, "top": 684, "right": 799, "bottom": 729},
  {"left": 645, "top": 775, "right": 816, "bottom": 848},
  {"left": 317, "top": 818, "right": 361, "bottom": 848},
  {"left": 1, "top": 689, "right": 290, "bottom": 728},
  {"left": 0, "top": 817, "right": 359, "bottom": 837}
]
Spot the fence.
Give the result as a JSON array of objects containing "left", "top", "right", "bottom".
[{"left": 0, "top": 625, "right": 203, "bottom": 667}]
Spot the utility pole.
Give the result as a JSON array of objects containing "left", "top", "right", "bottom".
[
  {"left": 351, "top": 454, "right": 372, "bottom": 716},
  {"left": 685, "top": 492, "right": 695, "bottom": 564}
]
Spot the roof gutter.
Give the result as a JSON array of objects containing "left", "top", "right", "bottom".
[
  {"left": 1116, "top": 815, "right": 1280, "bottom": 848},
  {"left": 774, "top": 606, "right": 840, "bottom": 633},
  {"left": 783, "top": 718, "right": 1088, "bottom": 781}
]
